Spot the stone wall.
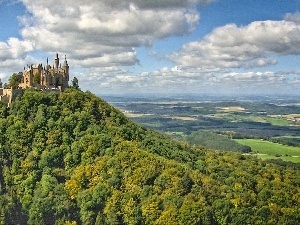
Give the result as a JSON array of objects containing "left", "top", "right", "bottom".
[{"left": 0, "top": 88, "right": 24, "bottom": 106}]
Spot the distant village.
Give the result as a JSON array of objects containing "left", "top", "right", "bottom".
[{"left": 0, "top": 53, "right": 69, "bottom": 105}]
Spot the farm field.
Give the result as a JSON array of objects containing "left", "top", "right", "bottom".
[{"left": 235, "top": 139, "right": 300, "bottom": 163}]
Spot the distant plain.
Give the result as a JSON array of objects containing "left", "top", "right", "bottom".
[{"left": 104, "top": 94, "right": 300, "bottom": 163}]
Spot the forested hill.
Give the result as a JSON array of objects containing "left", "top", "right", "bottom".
[{"left": 0, "top": 88, "right": 299, "bottom": 224}]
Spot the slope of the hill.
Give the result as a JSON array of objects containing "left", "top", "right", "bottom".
[
  {"left": 0, "top": 88, "right": 299, "bottom": 225},
  {"left": 186, "top": 130, "right": 251, "bottom": 153}
]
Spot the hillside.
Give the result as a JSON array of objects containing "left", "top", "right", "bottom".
[
  {"left": 0, "top": 88, "right": 299, "bottom": 224},
  {"left": 185, "top": 130, "right": 251, "bottom": 153}
]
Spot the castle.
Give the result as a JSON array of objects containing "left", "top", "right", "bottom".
[
  {"left": 0, "top": 53, "right": 70, "bottom": 104},
  {"left": 19, "top": 53, "right": 69, "bottom": 91}
]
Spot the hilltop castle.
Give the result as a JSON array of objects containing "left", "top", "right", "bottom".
[
  {"left": 20, "top": 53, "right": 69, "bottom": 91},
  {"left": 0, "top": 53, "right": 70, "bottom": 104}
]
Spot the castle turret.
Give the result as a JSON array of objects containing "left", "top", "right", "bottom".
[
  {"left": 61, "top": 55, "right": 69, "bottom": 89},
  {"left": 54, "top": 53, "right": 59, "bottom": 69},
  {"left": 63, "top": 55, "right": 68, "bottom": 66},
  {"left": 63, "top": 55, "right": 69, "bottom": 73}
]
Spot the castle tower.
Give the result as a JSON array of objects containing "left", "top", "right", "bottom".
[
  {"left": 20, "top": 65, "right": 34, "bottom": 89},
  {"left": 63, "top": 55, "right": 69, "bottom": 74},
  {"left": 54, "top": 53, "right": 59, "bottom": 69},
  {"left": 61, "top": 55, "right": 69, "bottom": 89}
]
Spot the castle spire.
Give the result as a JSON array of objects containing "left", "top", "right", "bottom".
[
  {"left": 64, "top": 54, "right": 68, "bottom": 66},
  {"left": 54, "top": 53, "right": 59, "bottom": 69}
]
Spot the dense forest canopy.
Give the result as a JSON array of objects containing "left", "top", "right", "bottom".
[{"left": 0, "top": 88, "right": 299, "bottom": 224}]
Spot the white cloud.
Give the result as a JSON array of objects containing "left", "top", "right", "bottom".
[
  {"left": 0, "top": 72, "right": 6, "bottom": 80},
  {"left": 169, "top": 18, "right": 300, "bottom": 70},
  {"left": 0, "top": 38, "right": 33, "bottom": 60},
  {"left": 17, "top": 0, "right": 207, "bottom": 68},
  {"left": 1, "top": 0, "right": 209, "bottom": 83},
  {"left": 0, "top": 38, "right": 35, "bottom": 76},
  {"left": 284, "top": 12, "right": 300, "bottom": 24},
  {"left": 77, "top": 64, "right": 300, "bottom": 95},
  {"left": 72, "top": 51, "right": 138, "bottom": 67}
]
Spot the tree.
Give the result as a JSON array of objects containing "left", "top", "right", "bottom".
[
  {"left": 71, "top": 77, "right": 79, "bottom": 89},
  {"left": 33, "top": 73, "right": 40, "bottom": 84},
  {"left": 8, "top": 73, "right": 22, "bottom": 89}
]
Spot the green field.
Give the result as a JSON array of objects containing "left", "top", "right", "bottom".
[
  {"left": 264, "top": 117, "right": 291, "bottom": 126},
  {"left": 235, "top": 139, "right": 300, "bottom": 163}
]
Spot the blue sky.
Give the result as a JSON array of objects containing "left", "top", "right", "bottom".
[{"left": 0, "top": 0, "right": 300, "bottom": 95}]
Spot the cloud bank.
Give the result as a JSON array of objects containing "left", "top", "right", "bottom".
[
  {"left": 169, "top": 18, "right": 300, "bottom": 70},
  {"left": 18, "top": 0, "right": 208, "bottom": 66},
  {"left": 0, "top": 0, "right": 210, "bottom": 75},
  {"left": 78, "top": 67, "right": 300, "bottom": 95}
]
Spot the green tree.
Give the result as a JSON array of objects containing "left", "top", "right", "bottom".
[
  {"left": 8, "top": 73, "right": 22, "bottom": 89},
  {"left": 33, "top": 73, "right": 41, "bottom": 84},
  {"left": 71, "top": 77, "right": 79, "bottom": 89}
]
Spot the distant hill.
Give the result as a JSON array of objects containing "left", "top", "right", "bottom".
[
  {"left": 186, "top": 130, "right": 251, "bottom": 153},
  {"left": 0, "top": 88, "right": 299, "bottom": 224}
]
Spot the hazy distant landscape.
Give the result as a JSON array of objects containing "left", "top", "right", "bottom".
[{"left": 104, "top": 94, "right": 300, "bottom": 163}]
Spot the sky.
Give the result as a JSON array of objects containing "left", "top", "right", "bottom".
[{"left": 0, "top": 0, "right": 300, "bottom": 96}]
